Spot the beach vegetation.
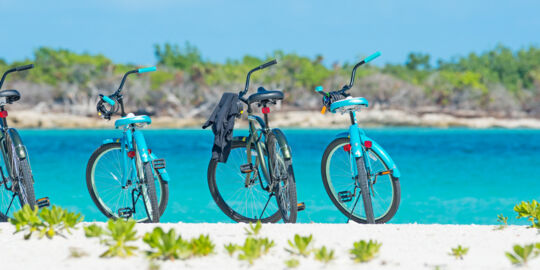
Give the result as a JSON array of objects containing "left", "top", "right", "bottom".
[
  {"left": 284, "top": 258, "right": 300, "bottom": 268},
  {"left": 84, "top": 218, "right": 138, "bottom": 258},
  {"left": 514, "top": 200, "right": 540, "bottom": 228},
  {"left": 190, "top": 234, "right": 215, "bottom": 256},
  {"left": 495, "top": 214, "right": 508, "bottom": 230},
  {"left": 68, "top": 247, "right": 89, "bottom": 258},
  {"left": 286, "top": 234, "right": 313, "bottom": 257},
  {"left": 449, "top": 245, "right": 469, "bottom": 259},
  {"left": 313, "top": 246, "right": 335, "bottom": 263},
  {"left": 143, "top": 227, "right": 191, "bottom": 260},
  {"left": 228, "top": 237, "right": 275, "bottom": 265},
  {"left": 505, "top": 243, "right": 539, "bottom": 266},
  {"left": 10, "top": 205, "right": 83, "bottom": 239},
  {"left": 350, "top": 240, "right": 382, "bottom": 263},
  {"left": 244, "top": 220, "right": 262, "bottom": 236}
]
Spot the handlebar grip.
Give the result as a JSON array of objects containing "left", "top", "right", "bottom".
[
  {"left": 364, "top": 51, "right": 381, "bottom": 63},
  {"left": 15, "top": 64, "right": 34, "bottom": 71},
  {"left": 101, "top": 95, "right": 116, "bottom": 106},
  {"left": 315, "top": 86, "right": 324, "bottom": 92},
  {"left": 259, "top": 59, "right": 277, "bottom": 69},
  {"left": 138, "top": 66, "right": 157, "bottom": 73}
]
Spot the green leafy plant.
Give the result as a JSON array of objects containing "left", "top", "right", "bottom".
[
  {"left": 505, "top": 244, "right": 538, "bottom": 266},
  {"left": 314, "top": 246, "right": 335, "bottom": 264},
  {"left": 495, "top": 214, "right": 509, "bottom": 230},
  {"left": 224, "top": 243, "right": 237, "bottom": 256},
  {"left": 449, "top": 245, "right": 469, "bottom": 260},
  {"left": 286, "top": 234, "right": 313, "bottom": 257},
  {"left": 143, "top": 227, "right": 191, "bottom": 260},
  {"left": 190, "top": 234, "right": 215, "bottom": 256},
  {"left": 245, "top": 220, "right": 262, "bottom": 236},
  {"left": 350, "top": 240, "right": 382, "bottom": 263},
  {"left": 84, "top": 219, "right": 138, "bottom": 258},
  {"left": 84, "top": 224, "right": 104, "bottom": 238},
  {"left": 68, "top": 247, "right": 89, "bottom": 258},
  {"left": 231, "top": 237, "right": 275, "bottom": 265},
  {"left": 284, "top": 258, "right": 300, "bottom": 268},
  {"left": 514, "top": 200, "right": 540, "bottom": 228},
  {"left": 10, "top": 205, "right": 83, "bottom": 239}
]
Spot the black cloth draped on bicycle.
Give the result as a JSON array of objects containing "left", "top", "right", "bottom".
[{"left": 202, "top": 93, "right": 241, "bottom": 163}]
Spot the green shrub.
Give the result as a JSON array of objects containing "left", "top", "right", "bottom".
[
  {"left": 514, "top": 200, "right": 540, "bottom": 228},
  {"left": 350, "top": 240, "right": 382, "bottom": 263},
  {"left": 505, "top": 244, "right": 539, "bottom": 266},
  {"left": 84, "top": 219, "right": 138, "bottom": 258},
  {"left": 228, "top": 237, "right": 275, "bottom": 265},
  {"left": 244, "top": 220, "right": 262, "bottom": 236},
  {"left": 10, "top": 205, "right": 83, "bottom": 239},
  {"left": 190, "top": 234, "right": 215, "bottom": 256},
  {"left": 314, "top": 246, "right": 335, "bottom": 263},
  {"left": 143, "top": 227, "right": 191, "bottom": 260},
  {"left": 495, "top": 214, "right": 509, "bottom": 230},
  {"left": 286, "top": 234, "right": 313, "bottom": 257},
  {"left": 449, "top": 245, "right": 469, "bottom": 260},
  {"left": 284, "top": 258, "right": 300, "bottom": 268}
]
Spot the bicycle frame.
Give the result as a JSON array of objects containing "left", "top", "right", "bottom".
[{"left": 335, "top": 111, "right": 401, "bottom": 179}]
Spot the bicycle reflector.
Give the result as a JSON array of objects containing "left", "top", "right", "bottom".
[
  {"left": 262, "top": 107, "right": 270, "bottom": 114},
  {"left": 364, "top": 140, "right": 372, "bottom": 148},
  {"left": 0, "top": 111, "right": 7, "bottom": 118},
  {"left": 343, "top": 144, "right": 351, "bottom": 152},
  {"left": 127, "top": 151, "right": 136, "bottom": 158}
]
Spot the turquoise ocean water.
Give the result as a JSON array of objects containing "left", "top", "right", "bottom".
[{"left": 19, "top": 128, "right": 540, "bottom": 225}]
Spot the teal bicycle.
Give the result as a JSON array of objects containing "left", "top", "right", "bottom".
[
  {"left": 316, "top": 52, "right": 401, "bottom": 224},
  {"left": 85, "top": 67, "right": 169, "bottom": 223}
]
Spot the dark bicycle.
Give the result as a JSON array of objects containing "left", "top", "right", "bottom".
[
  {"left": 0, "top": 64, "right": 46, "bottom": 221},
  {"left": 207, "top": 60, "right": 300, "bottom": 223}
]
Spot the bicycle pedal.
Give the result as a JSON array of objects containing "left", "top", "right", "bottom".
[
  {"left": 297, "top": 202, "right": 306, "bottom": 211},
  {"left": 36, "top": 197, "right": 50, "bottom": 209},
  {"left": 152, "top": 158, "right": 166, "bottom": 170},
  {"left": 117, "top": 208, "right": 133, "bottom": 218},
  {"left": 240, "top": 163, "right": 254, "bottom": 173},
  {"left": 338, "top": 191, "right": 354, "bottom": 203}
]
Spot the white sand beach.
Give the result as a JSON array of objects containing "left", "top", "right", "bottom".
[{"left": 0, "top": 223, "right": 538, "bottom": 270}]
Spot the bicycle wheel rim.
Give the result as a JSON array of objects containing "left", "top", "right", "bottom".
[
  {"left": 211, "top": 143, "right": 280, "bottom": 222},
  {"left": 324, "top": 140, "right": 395, "bottom": 221},
  {"left": 89, "top": 145, "right": 164, "bottom": 222}
]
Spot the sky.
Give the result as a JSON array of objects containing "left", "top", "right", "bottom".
[{"left": 1, "top": 0, "right": 539, "bottom": 66}]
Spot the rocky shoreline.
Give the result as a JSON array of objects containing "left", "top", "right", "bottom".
[{"left": 7, "top": 110, "right": 540, "bottom": 129}]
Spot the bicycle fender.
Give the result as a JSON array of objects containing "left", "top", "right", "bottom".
[
  {"left": 334, "top": 132, "right": 401, "bottom": 178},
  {"left": 150, "top": 153, "right": 170, "bottom": 182},
  {"left": 6, "top": 128, "right": 27, "bottom": 159},
  {"left": 102, "top": 138, "right": 121, "bottom": 145},
  {"left": 271, "top": 129, "right": 292, "bottom": 160},
  {"left": 133, "top": 130, "right": 151, "bottom": 163}
]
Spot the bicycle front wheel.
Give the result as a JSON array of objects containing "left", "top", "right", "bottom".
[
  {"left": 86, "top": 143, "right": 168, "bottom": 222},
  {"left": 208, "top": 140, "right": 282, "bottom": 223},
  {"left": 321, "top": 137, "right": 400, "bottom": 223},
  {"left": 267, "top": 131, "right": 297, "bottom": 223}
]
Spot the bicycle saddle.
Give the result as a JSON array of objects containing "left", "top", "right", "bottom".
[
  {"left": 0, "top": 89, "right": 21, "bottom": 103},
  {"left": 247, "top": 87, "right": 284, "bottom": 105}
]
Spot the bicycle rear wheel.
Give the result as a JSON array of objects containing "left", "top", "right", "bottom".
[
  {"left": 86, "top": 143, "right": 168, "bottom": 222},
  {"left": 321, "top": 137, "right": 400, "bottom": 223},
  {"left": 0, "top": 135, "right": 36, "bottom": 221},
  {"left": 207, "top": 140, "right": 281, "bottom": 223},
  {"left": 267, "top": 132, "right": 297, "bottom": 223}
]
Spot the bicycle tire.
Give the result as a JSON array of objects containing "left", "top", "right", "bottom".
[
  {"left": 141, "top": 162, "right": 160, "bottom": 223},
  {"left": 207, "top": 140, "right": 282, "bottom": 223},
  {"left": 321, "top": 137, "right": 400, "bottom": 223},
  {"left": 86, "top": 143, "right": 168, "bottom": 222},
  {"left": 267, "top": 131, "right": 297, "bottom": 223}
]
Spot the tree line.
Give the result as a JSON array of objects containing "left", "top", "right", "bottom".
[{"left": 1, "top": 44, "right": 539, "bottom": 117}]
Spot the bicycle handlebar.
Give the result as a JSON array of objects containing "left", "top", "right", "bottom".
[
  {"left": 240, "top": 59, "right": 278, "bottom": 98},
  {"left": 0, "top": 63, "right": 35, "bottom": 90},
  {"left": 138, "top": 66, "right": 156, "bottom": 73},
  {"left": 364, "top": 51, "right": 381, "bottom": 63},
  {"left": 15, "top": 64, "right": 34, "bottom": 71}
]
